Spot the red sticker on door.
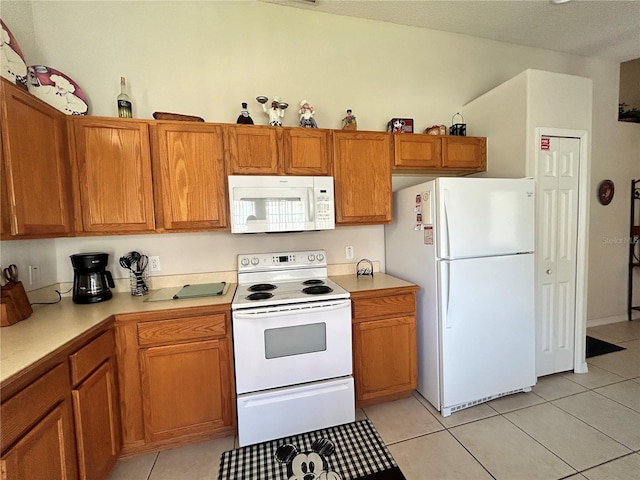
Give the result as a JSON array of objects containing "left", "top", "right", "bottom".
[{"left": 541, "top": 137, "right": 550, "bottom": 150}]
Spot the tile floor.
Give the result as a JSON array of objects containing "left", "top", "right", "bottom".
[{"left": 108, "top": 321, "right": 640, "bottom": 480}]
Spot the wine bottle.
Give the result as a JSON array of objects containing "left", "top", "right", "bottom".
[{"left": 117, "top": 76, "right": 132, "bottom": 118}]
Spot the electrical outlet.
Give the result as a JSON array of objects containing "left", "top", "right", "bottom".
[
  {"left": 28, "top": 265, "right": 40, "bottom": 285},
  {"left": 345, "top": 246, "right": 354, "bottom": 260},
  {"left": 149, "top": 256, "right": 161, "bottom": 272}
]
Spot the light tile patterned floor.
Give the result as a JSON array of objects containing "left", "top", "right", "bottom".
[{"left": 108, "top": 322, "right": 640, "bottom": 480}]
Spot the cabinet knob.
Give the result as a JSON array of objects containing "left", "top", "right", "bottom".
[{"left": 546, "top": 269, "right": 553, "bottom": 275}]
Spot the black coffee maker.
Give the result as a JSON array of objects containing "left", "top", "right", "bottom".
[{"left": 70, "top": 252, "right": 115, "bottom": 304}]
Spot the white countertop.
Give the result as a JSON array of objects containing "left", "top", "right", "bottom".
[
  {"left": 0, "top": 285, "right": 236, "bottom": 385},
  {"left": 330, "top": 273, "right": 418, "bottom": 293}
]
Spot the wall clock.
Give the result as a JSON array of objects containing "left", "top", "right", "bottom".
[{"left": 597, "top": 179, "right": 614, "bottom": 205}]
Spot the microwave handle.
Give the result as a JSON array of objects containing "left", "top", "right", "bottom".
[{"left": 308, "top": 187, "right": 315, "bottom": 221}]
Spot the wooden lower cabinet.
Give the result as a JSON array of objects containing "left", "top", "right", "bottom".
[
  {"left": 72, "top": 359, "right": 120, "bottom": 480},
  {"left": 350, "top": 287, "right": 418, "bottom": 407},
  {"left": 0, "top": 324, "right": 119, "bottom": 480},
  {"left": 139, "top": 339, "right": 232, "bottom": 442},
  {"left": 1, "top": 398, "right": 77, "bottom": 480},
  {"left": 115, "top": 305, "right": 235, "bottom": 455}
]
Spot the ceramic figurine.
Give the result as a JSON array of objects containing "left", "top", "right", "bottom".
[
  {"left": 258, "top": 96, "right": 286, "bottom": 126},
  {"left": 236, "top": 102, "right": 254, "bottom": 124},
  {"left": 341, "top": 109, "right": 357, "bottom": 130},
  {"left": 298, "top": 100, "right": 317, "bottom": 128}
]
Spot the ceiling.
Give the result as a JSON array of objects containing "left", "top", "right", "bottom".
[{"left": 266, "top": 0, "right": 640, "bottom": 63}]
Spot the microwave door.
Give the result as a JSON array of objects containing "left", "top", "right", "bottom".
[{"left": 233, "top": 187, "right": 311, "bottom": 233}]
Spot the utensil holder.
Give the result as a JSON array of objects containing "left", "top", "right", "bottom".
[{"left": 129, "top": 269, "right": 149, "bottom": 296}]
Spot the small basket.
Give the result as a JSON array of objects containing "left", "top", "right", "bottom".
[
  {"left": 356, "top": 259, "right": 374, "bottom": 277},
  {"left": 449, "top": 113, "right": 466, "bottom": 136}
]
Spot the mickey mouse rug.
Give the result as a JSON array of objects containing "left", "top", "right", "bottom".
[{"left": 218, "top": 419, "right": 405, "bottom": 480}]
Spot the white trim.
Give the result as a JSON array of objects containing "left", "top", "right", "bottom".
[{"left": 535, "top": 127, "right": 590, "bottom": 374}]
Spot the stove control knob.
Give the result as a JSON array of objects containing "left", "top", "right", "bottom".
[
  {"left": 308, "top": 254, "right": 316, "bottom": 262},
  {"left": 251, "top": 257, "right": 259, "bottom": 266},
  {"left": 317, "top": 253, "right": 325, "bottom": 262},
  {"left": 240, "top": 257, "right": 250, "bottom": 267}
]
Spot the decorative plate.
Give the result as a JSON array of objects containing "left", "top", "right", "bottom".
[
  {"left": 1, "top": 19, "right": 28, "bottom": 89},
  {"left": 26, "top": 65, "right": 89, "bottom": 115},
  {"left": 597, "top": 179, "right": 614, "bottom": 206}
]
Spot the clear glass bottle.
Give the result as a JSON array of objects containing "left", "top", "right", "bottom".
[{"left": 117, "top": 76, "right": 132, "bottom": 118}]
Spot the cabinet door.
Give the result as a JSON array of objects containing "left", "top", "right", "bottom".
[
  {"left": 72, "top": 118, "right": 155, "bottom": 233},
  {"left": 72, "top": 360, "right": 121, "bottom": 480},
  {"left": 332, "top": 131, "right": 392, "bottom": 225},
  {"left": 139, "top": 339, "right": 234, "bottom": 442},
  {"left": 282, "top": 128, "right": 331, "bottom": 175},
  {"left": 224, "top": 124, "right": 280, "bottom": 174},
  {"left": 0, "top": 401, "right": 78, "bottom": 480},
  {"left": 1, "top": 79, "right": 73, "bottom": 237},
  {"left": 393, "top": 134, "right": 441, "bottom": 170},
  {"left": 441, "top": 136, "right": 487, "bottom": 171},
  {"left": 352, "top": 316, "right": 417, "bottom": 403},
  {"left": 152, "top": 123, "right": 227, "bottom": 231}
]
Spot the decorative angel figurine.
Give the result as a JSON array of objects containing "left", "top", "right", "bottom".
[{"left": 299, "top": 100, "right": 317, "bottom": 128}]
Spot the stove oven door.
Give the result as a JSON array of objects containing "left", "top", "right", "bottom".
[{"left": 232, "top": 299, "right": 352, "bottom": 394}]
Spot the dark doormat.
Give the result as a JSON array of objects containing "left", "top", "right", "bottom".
[
  {"left": 586, "top": 336, "right": 625, "bottom": 358},
  {"left": 218, "top": 419, "right": 405, "bottom": 480}
]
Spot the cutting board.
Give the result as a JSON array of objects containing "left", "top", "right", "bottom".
[
  {"left": 145, "top": 282, "right": 227, "bottom": 302},
  {"left": 173, "top": 282, "right": 226, "bottom": 299}
]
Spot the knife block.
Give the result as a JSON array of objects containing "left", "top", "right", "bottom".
[{"left": 1, "top": 281, "right": 33, "bottom": 327}]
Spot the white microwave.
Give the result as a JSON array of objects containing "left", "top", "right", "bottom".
[{"left": 228, "top": 176, "right": 335, "bottom": 233}]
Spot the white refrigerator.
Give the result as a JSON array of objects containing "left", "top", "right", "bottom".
[{"left": 385, "top": 177, "right": 536, "bottom": 416}]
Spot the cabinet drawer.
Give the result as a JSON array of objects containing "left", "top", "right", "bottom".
[
  {"left": 137, "top": 314, "right": 227, "bottom": 346},
  {"left": 1, "top": 362, "right": 69, "bottom": 450},
  {"left": 352, "top": 293, "right": 416, "bottom": 321},
  {"left": 69, "top": 329, "right": 115, "bottom": 386}
]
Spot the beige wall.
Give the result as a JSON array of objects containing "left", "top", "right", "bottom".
[{"left": 1, "top": 1, "right": 638, "bottom": 320}]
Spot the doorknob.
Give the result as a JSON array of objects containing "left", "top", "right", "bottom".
[{"left": 546, "top": 269, "right": 553, "bottom": 275}]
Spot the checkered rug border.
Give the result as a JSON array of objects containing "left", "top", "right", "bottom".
[{"left": 218, "top": 419, "right": 400, "bottom": 480}]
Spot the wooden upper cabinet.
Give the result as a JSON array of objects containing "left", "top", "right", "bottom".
[
  {"left": 1, "top": 79, "right": 73, "bottom": 238},
  {"left": 71, "top": 117, "right": 155, "bottom": 233},
  {"left": 225, "top": 125, "right": 331, "bottom": 175},
  {"left": 151, "top": 122, "right": 228, "bottom": 231},
  {"left": 442, "top": 136, "right": 487, "bottom": 171},
  {"left": 332, "top": 131, "right": 392, "bottom": 225},
  {"left": 282, "top": 128, "right": 331, "bottom": 175},
  {"left": 224, "top": 124, "right": 280, "bottom": 174},
  {"left": 391, "top": 134, "right": 487, "bottom": 173},
  {"left": 393, "top": 134, "right": 441, "bottom": 170}
]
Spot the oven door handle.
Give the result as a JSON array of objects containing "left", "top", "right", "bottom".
[{"left": 232, "top": 299, "right": 351, "bottom": 319}]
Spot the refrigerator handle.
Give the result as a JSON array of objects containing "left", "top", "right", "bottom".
[
  {"left": 442, "top": 261, "right": 452, "bottom": 329},
  {"left": 442, "top": 189, "right": 451, "bottom": 258}
]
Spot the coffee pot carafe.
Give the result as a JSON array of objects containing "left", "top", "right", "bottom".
[{"left": 70, "top": 252, "right": 115, "bottom": 304}]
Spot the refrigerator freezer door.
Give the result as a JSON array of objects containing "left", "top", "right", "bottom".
[
  {"left": 438, "top": 254, "right": 536, "bottom": 413},
  {"left": 436, "top": 178, "right": 535, "bottom": 259}
]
